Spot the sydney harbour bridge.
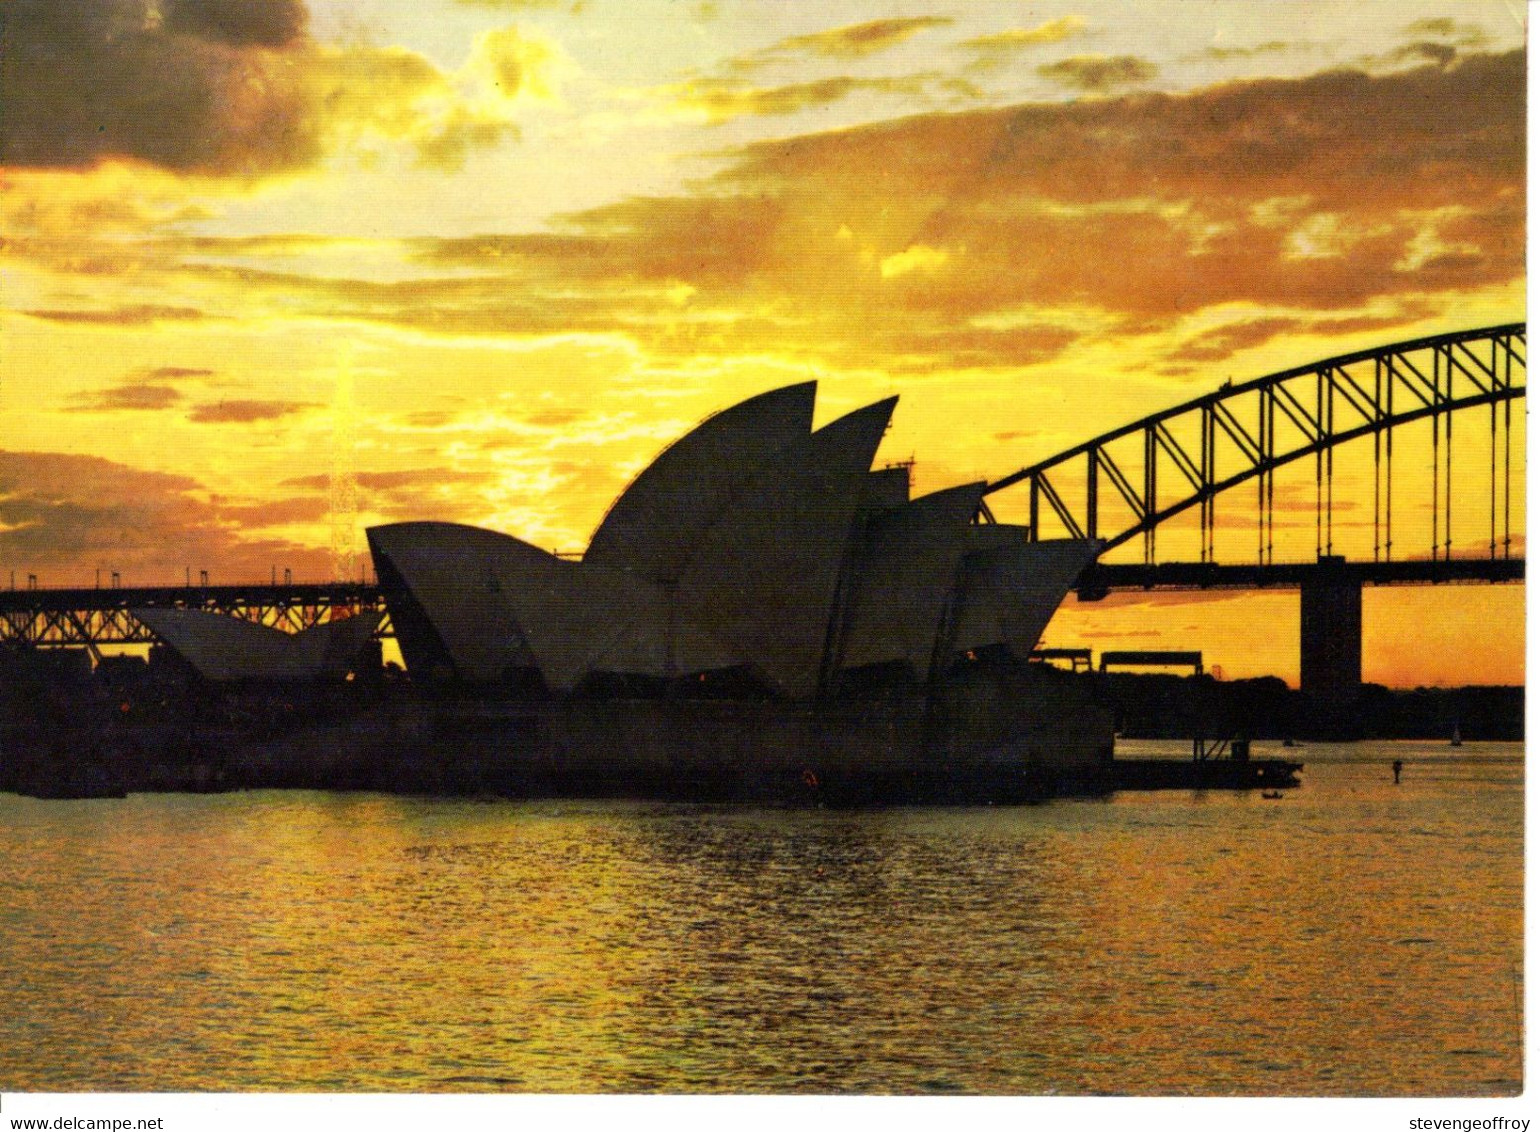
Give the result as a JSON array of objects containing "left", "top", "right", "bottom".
[{"left": 0, "top": 323, "right": 1524, "bottom": 704}]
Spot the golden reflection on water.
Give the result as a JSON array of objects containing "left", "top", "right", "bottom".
[{"left": 0, "top": 742, "right": 1521, "bottom": 1094}]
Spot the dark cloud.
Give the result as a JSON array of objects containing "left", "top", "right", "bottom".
[
  {"left": 992, "top": 428, "right": 1048, "bottom": 443},
  {"left": 0, "top": 0, "right": 319, "bottom": 174},
  {"left": 882, "top": 323, "right": 1080, "bottom": 373},
  {"left": 1160, "top": 307, "right": 1443, "bottom": 365},
  {"left": 0, "top": 450, "right": 330, "bottom": 585},
  {"left": 1037, "top": 54, "right": 1158, "bottom": 92},
  {"left": 63, "top": 364, "right": 224, "bottom": 414},
  {"left": 217, "top": 497, "right": 330, "bottom": 526},
  {"left": 66, "top": 384, "right": 186, "bottom": 413},
  {"left": 1361, "top": 17, "right": 1494, "bottom": 72},
  {"left": 187, "top": 399, "right": 316, "bottom": 424},
  {"left": 21, "top": 305, "right": 210, "bottom": 326},
  {"left": 1385, "top": 41, "right": 1459, "bottom": 68},
  {"left": 0, "top": 0, "right": 522, "bottom": 177},
  {"left": 162, "top": 0, "right": 308, "bottom": 48}
]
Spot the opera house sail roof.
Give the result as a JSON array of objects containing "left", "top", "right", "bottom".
[
  {"left": 365, "top": 383, "right": 1101, "bottom": 700},
  {"left": 585, "top": 381, "right": 817, "bottom": 584},
  {"left": 132, "top": 606, "right": 381, "bottom": 683}
]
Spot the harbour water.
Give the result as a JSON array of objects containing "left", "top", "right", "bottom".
[{"left": 0, "top": 740, "right": 1521, "bottom": 1095}]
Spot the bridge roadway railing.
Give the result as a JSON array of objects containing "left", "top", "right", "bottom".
[
  {"left": 1076, "top": 554, "right": 1525, "bottom": 600},
  {"left": 0, "top": 582, "right": 389, "bottom": 652}
]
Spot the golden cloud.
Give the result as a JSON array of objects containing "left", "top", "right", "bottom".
[
  {"left": 20, "top": 52, "right": 1522, "bottom": 377},
  {"left": 962, "top": 17, "right": 1088, "bottom": 69},
  {"left": 650, "top": 74, "right": 933, "bottom": 124},
  {"left": 187, "top": 399, "right": 318, "bottom": 424},
  {"left": 1037, "top": 54, "right": 1158, "bottom": 92},
  {"left": 767, "top": 17, "right": 954, "bottom": 60}
]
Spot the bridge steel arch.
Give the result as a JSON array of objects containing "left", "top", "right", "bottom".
[{"left": 985, "top": 323, "right": 1525, "bottom": 565}]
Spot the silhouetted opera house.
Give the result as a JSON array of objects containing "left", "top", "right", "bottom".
[
  {"left": 368, "top": 383, "right": 1099, "bottom": 699},
  {"left": 136, "top": 383, "right": 1116, "bottom": 800}
]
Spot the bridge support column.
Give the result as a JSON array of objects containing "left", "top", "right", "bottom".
[{"left": 1299, "top": 555, "right": 1362, "bottom": 735}]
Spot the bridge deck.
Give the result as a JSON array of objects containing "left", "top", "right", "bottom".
[{"left": 1077, "top": 556, "right": 1524, "bottom": 599}]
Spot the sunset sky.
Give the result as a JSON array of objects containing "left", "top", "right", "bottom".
[{"left": 0, "top": 0, "right": 1526, "bottom": 686}]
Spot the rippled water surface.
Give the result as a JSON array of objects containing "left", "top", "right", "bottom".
[{"left": 0, "top": 741, "right": 1521, "bottom": 1095}]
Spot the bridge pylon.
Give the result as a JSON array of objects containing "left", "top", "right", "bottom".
[{"left": 1298, "top": 556, "right": 1363, "bottom": 733}]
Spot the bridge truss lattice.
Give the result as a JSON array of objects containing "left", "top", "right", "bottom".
[{"left": 984, "top": 324, "right": 1525, "bottom": 565}]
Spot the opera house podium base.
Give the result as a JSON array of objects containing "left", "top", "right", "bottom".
[{"left": 216, "top": 663, "right": 1117, "bottom": 805}]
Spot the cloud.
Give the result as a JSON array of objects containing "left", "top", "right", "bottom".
[
  {"left": 0, "top": 0, "right": 536, "bottom": 178},
  {"left": 1167, "top": 318, "right": 1303, "bottom": 362},
  {"left": 162, "top": 0, "right": 308, "bottom": 48},
  {"left": 767, "top": 17, "right": 954, "bottom": 61},
  {"left": 63, "top": 365, "right": 225, "bottom": 414},
  {"left": 880, "top": 244, "right": 951, "bottom": 279},
  {"left": 280, "top": 468, "right": 495, "bottom": 492},
  {"left": 147, "top": 367, "right": 217, "bottom": 380},
  {"left": 0, "top": 451, "right": 331, "bottom": 584},
  {"left": 962, "top": 17, "right": 1088, "bottom": 69},
  {"left": 1402, "top": 17, "right": 1491, "bottom": 46},
  {"left": 1164, "top": 306, "right": 1443, "bottom": 364},
  {"left": 21, "top": 305, "right": 210, "bottom": 326},
  {"left": 217, "top": 497, "right": 331, "bottom": 526},
  {"left": 187, "top": 399, "right": 317, "bottom": 424},
  {"left": 1037, "top": 54, "right": 1158, "bottom": 92},
  {"left": 1359, "top": 17, "right": 1495, "bottom": 72},
  {"left": 274, "top": 466, "right": 502, "bottom": 525},
  {"left": 69, "top": 51, "right": 1522, "bottom": 378},
  {"left": 0, "top": 0, "right": 319, "bottom": 174},
  {"left": 66, "top": 385, "right": 186, "bottom": 414},
  {"left": 524, "top": 408, "right": 583, "bottom": 427},
  {"left": 1196, "top": 41, "right": 1297, "bottom": 62},
  {"left": 652, "top": 74, "right": 932, "bottom": 124}
]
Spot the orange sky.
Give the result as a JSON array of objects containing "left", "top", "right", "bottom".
[{"left": 0, "top": 0, "right": 1525, "bottom": 687}]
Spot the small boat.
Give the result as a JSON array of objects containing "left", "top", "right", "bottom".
[
  {"left": 1261, "top": 790, "right": 1284, "bottom": 800},
  {"left": 1450, "top": 724, "right": 1463, "bottom": 747}
]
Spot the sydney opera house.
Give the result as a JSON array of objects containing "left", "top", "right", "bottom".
[
  {"left": 134, "top": 383, "right": 1116, "bottom": 800},
  {"left": 368, "top": 382, "right": 1099, "bottom": 699}
]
